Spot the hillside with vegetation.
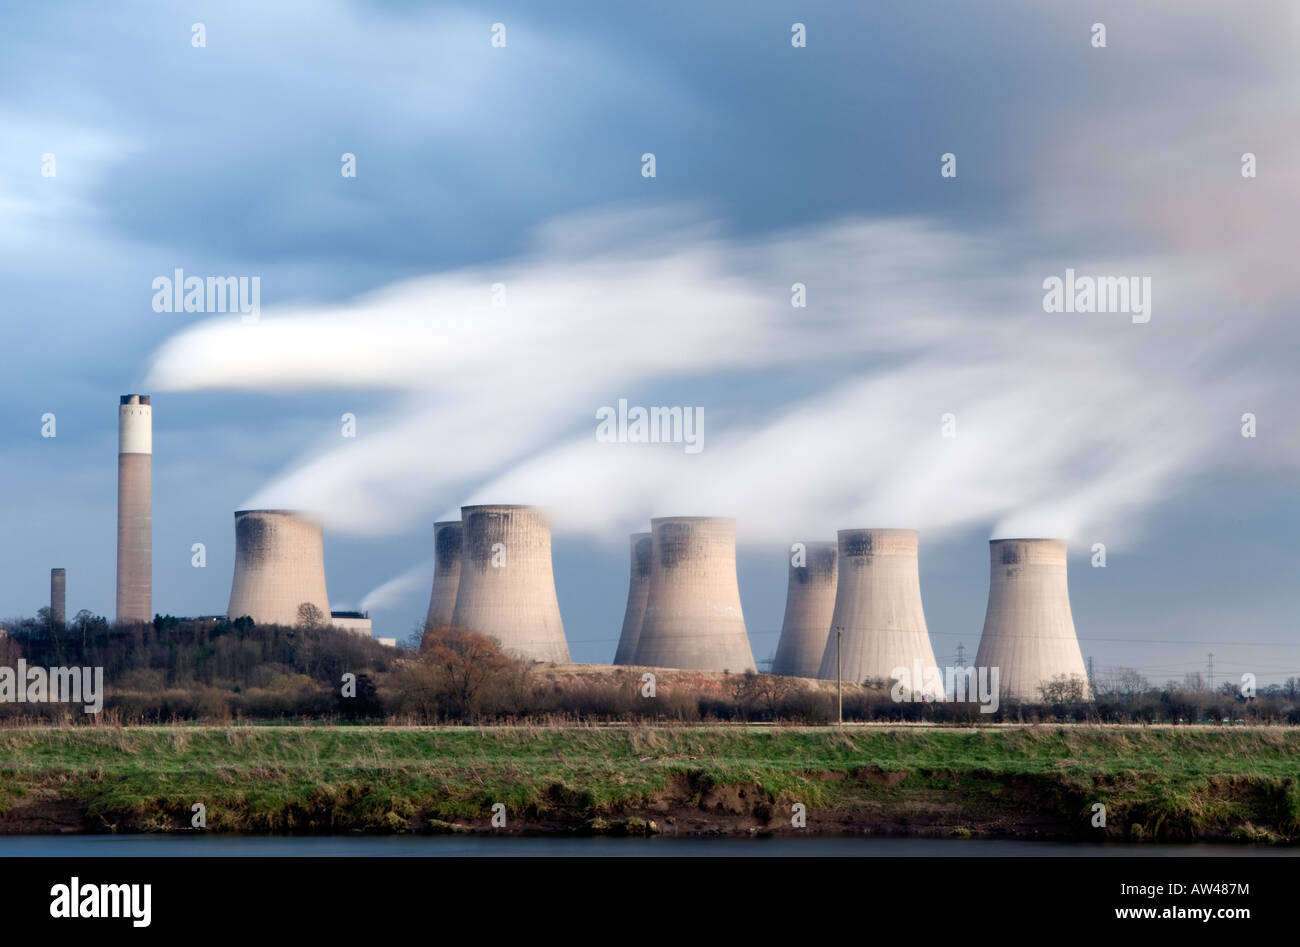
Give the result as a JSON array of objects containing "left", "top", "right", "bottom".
[{"left": 0, "top": 615, "right": 1297, "bottom": 725}]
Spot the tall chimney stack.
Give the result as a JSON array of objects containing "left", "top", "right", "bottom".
[
  {"left": 974, "top": 538, "right": 1092, "bottom": 701},
  {"left": 116, "top": 394, "right": 152, "bottom": 624},
  {"left": 50, "top": 568, "right": 66, "bottom": 627}
]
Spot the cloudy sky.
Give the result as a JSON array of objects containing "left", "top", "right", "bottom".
[{"left": 2, "top": 0, "right": 1298, "bottom": 684}]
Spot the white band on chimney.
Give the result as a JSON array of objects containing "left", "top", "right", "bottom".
[{"left": 119, "top": 404, "right": 152, "bottom": 454}]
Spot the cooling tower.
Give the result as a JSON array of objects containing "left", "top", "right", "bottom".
[
  {"left": 817, "top": 529, "right": 940, "bottom": 690},
  {"left": 115, "top": 394, "right": 151, "bottom": 624},
  {"left": 771, "top": 541, "right": 837, "bottom": 677},
  {"left": 633, "top": 517, "right": 756, "bottom": 672},
  {"left": 612, "top": 532, "right": 652, "bottom": 665},
  {"left": 450, "top": 505, "right": 570, "bottom": 662},
  {"left": 50, "top": 568, "right": 66, "bottom": 627},
  {"left": 974, "top": 538, "right": 1092, "bottom": 701},
  {"left": 226, "top": 510, "right": 331, "bottom": 627},
  {"left": 423, "top": 520, "right": 463, "bottom": 632}
]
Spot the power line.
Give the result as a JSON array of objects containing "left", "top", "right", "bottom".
[
  {"left": 570, "top": 629, "right": 1300, "bottom": 649},
  {"left": 928, "top": 631, "right": 1300, "bottom": 647}
]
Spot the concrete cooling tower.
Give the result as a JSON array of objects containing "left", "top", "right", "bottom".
[
  {"left": 612, "top": 532, "right": 652, "bottom": 665},
  {"left": 450, "top": 505, "right": 570, "bottom": 663},
  {"left": 50, "top": 568, "right": 66, "bottom": 627},
  {"left": 771, "top": 541, "right": 838, "bottom": 678},
  {"left": 974, "top": 538, "right": 1092, "bottom": 701},
  {"left": 226, "top": 510, "right": 331, "bottom": 627},
  {"left": 633, "top": 517, "right": 756, "bottom": 673},
  {"left": 423, "top": 520, "right": 463, "bottom": 632},
  {"left": 817, "top": 529, "right": 940, "bottom": 691},
  {"left": 116, "top": 394, "right": 151, "bottom": 624}
]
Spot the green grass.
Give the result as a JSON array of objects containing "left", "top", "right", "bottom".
[{"left": 0, "top": 724, "right": 1296, "bottom": 840}]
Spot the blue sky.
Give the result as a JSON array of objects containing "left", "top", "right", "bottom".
[{"left": 2, "top": 1, "right": 1298, "bottom": 685}]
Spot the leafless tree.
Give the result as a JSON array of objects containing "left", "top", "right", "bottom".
[{"left": 296, "top": 602, "right": 324, "bottom": 630}]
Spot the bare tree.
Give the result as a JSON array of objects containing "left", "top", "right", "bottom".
[
  {"left": 1039, "top": 674, "right": 1089, "bottom": 703},
  {"left": 421, "top": 626, "right": 518, "bottom": 713},
  {"left": 732, "top": 670, "right": 796, "bottom": 717},
  {"left": 1095, "top": 667, "right": 1150, "bottom": 699},
  {"left": 296, "top": 602, "right": 324, "bottom": 630}
]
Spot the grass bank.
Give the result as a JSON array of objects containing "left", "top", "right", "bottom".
[{"left": 0, "top": 724, "right": 1296, "bottom": 842}]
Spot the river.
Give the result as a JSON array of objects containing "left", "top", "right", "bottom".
[{"left": 0, "top": 835, "right": 1294, "bottom": 857}]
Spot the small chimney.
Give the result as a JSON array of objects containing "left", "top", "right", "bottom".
[{"left": 50, "top": 568, "right": 66, "bottom": 627}]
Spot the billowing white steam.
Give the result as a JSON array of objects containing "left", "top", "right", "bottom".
[
  {"left": 145, "top": 206, "right": 1294, "bottom": 547},
  {"left": 359, "top": 560, "right": 433, "bottom": 614}
]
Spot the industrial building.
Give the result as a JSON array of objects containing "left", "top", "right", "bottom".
[
  {"left": 423, "top": 519, "right": 463, "bottom": 632},
  {"left": 330, "top": 610, "right": 372, "bottom": 636},
  {"left": 450, "top": 504, "right": 570, "bottom": 662},
  {"left": 116, "top": 394, "right": 152, "bottom": 624},
  {"left": 226, "top": 509, "right": 332, "bottom": 627},
  {"left": 817, "top": 529, "right": 940, "bottom": 691},
  {"left": 612, "top": 531, "right": 652, "bottom": 665},
  {"left": 974, "top": 538, "right": 1092, "bottom": 701},
  {"left": 329, "top": 610, "right": 394, "bottom": 646},
  {"left": 633, "top": 516, "right": 756, "bottom": 672},
  {"left": 86, "top": 391, "right": 1102, "bottom": 694},
  {"left": 771, "top": 541, "right": 837, "bottom": 677}
]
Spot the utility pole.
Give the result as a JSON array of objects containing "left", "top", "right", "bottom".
[
  {"left": 1208, "top": 652, "right": 1214, "bottom": 693},
  {"left": 836, "top": 626, "right": 843, "bottom": 727}
]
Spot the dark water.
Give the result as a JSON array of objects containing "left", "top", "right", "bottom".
[{"left": 0, "top": 835, "right": 1294, "bottom": 857}]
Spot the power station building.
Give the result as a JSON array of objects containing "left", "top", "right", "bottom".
[
  {"left": 771, "top": 541, "right": 837, "bottom": 678},
  {"left": 330, "top": 610, "right": 372, "bottom": 636},
  {"left": 450, "top": 504, "right": 570, "bottom": 663},
  {"left": 423, "top": 519, "right": 463, "bottom": 632},
  {"left": 612, "top": 531, "right": 652, "bottom": 665},
  {"left": 974, "top": 538, "right": 1092, "bottom": 701},
  {"left": 92, "top": 389, "right": 1093, "bottom": 702},
  {"left": 634, "top": 516, "right": 756, "bottom": 672},
  {"left": 226, "top": 509, "right": 331, "bottom": 627},
  {"left": 817, "top": 529, "right": 940, "bottom": 692},
  {"left": 116, "top": 394, "right": 152, "bottom": 624}
]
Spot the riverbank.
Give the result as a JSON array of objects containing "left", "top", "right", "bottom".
[
  {"left": 4, "top": 834, "right": 1295, "bottom": 856},
  {"left": 0, "top": 725, "right": 1296, "bottom": 842}
]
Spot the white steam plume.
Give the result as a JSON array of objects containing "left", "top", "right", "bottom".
[
  {"left": 145, "top": 206, "right": 1296, "bottom": 548},
  {"left": 359, "top": 561, "right": 433, "bottom": 614}
]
